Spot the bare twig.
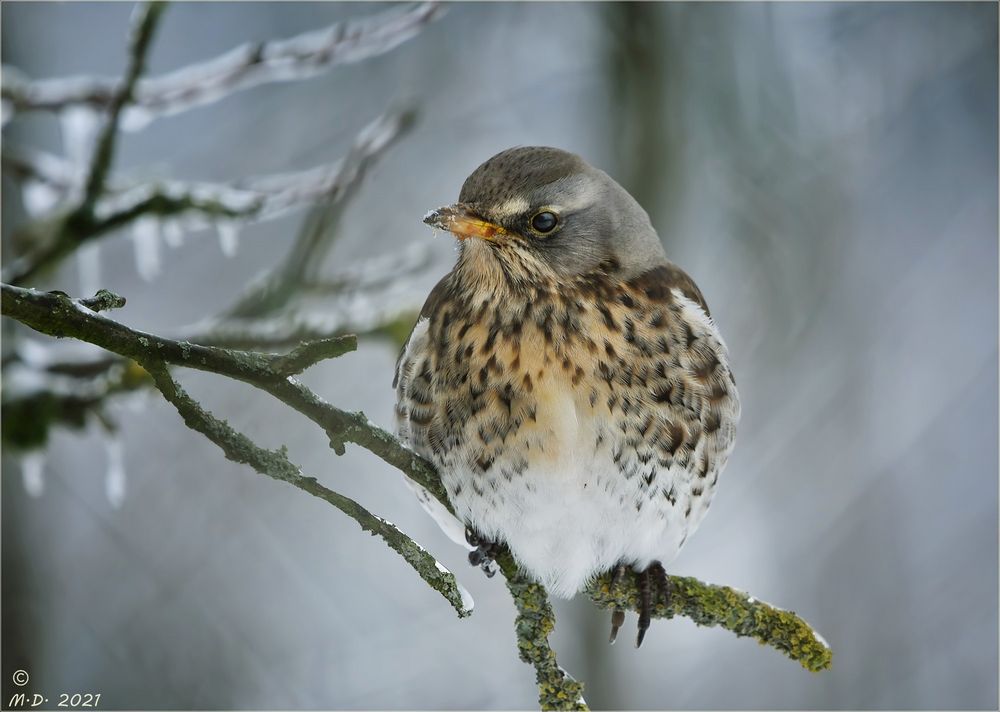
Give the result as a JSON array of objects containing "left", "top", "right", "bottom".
[
  {"left": 5, "top": 2, "right": 167, "bottom": 287},
  {"left": 1, "top": 282, "right": 833, "bottom": 679},
  {"left": 1, "top": 3, "right": 443, "bottom": 124},
  {"left": 217, "top": 107, "right": 418, "bottom": 319},
  {"left": 78, "top": 2, "right": 166, "bottom": 213},
  {"left": 296, "top": 243, "right": 434, "bottom": 297}
]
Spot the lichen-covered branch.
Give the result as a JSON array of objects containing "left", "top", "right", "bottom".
[
  {"left": 587, "top": 574, "right": 832, "bottom": 673},
  {"left": 1, "top": 3, "right": 444, "bottom": 124},
  {"left": 0, "top": 282, "right": 448, "bottom": 506},
  {"left": 2, "top": 281, "right": 833, "bottom": 689},
  {"left": 1, "top": 282, "right": 469, "bottom": 617},
  {"left": 143, "top": 362, "right": 471, "bottom": 618},
  {"left": 499, "top": 553, "right": 588, "bottom": 711}
]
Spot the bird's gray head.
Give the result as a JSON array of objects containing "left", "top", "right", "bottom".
[{"left": 425, "top": 147, "right": 666, "bottom": 288}]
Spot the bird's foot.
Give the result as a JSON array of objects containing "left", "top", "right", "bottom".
[
  {"left": 465, "top": 526, "right": 501, "bottom": 578},
  {"left": 607, "top": 560, "right": 671, "bottom": 648}
]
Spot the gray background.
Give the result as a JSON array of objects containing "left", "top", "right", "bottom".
[{"left": 2, "top": 2, "right": 997, "bottom": 709}]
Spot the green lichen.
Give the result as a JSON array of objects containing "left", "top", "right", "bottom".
[
  {"left": 587, "top": 573, "right": 832, "bottom": 673},
  {"left": 501, "top": 555, "right": 587, "bottom": 710}
]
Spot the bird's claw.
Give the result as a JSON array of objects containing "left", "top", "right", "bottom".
[
  {"left": 465, "top": 526, "right": 501, "bottom": 578},
  {"left": 608, "top": 563, "right": 628, "bottom": 644},
  {"left": 607, "top": 560, "right": 671, "bottom": 648}
]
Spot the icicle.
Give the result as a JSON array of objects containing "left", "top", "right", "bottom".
[
  {"left": 162, "top": 219, "right": 185, "bottom": 248},
  {"left": 131, "top": 216, "right": 162, "bottom": 281},
  {"left": 104, "top": 437, "right": 126, "bottom": 509},
  {"left": 217, "top": 220, "right": 241, "bottom": 257},
  {"left": 22, "top": 451, "right": 45, "bottom": 497},
  {"left": 120, "top": 105, "right": 153, "bottom": 132},
  {"left": 22, "top": 180, "right": 60, "bottom": 217},
  {"left": 77, "top": 243, "right": 102, "bottom": 297},
  {"left": 59, "top": 106, "right": 101, "bottom": 169}
]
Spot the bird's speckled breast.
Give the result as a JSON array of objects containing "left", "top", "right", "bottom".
[{"left": 395, "top": 262, "right": 739, "bottom": 595}]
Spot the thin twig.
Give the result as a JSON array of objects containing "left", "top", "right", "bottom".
[
  {"left": 218, "top": 107, "right": 418, "bottom": 319},
  {"left": 144, "top": 361, "right": 471, "bottom": 618},
  {"left": 3, "top": 107, "right": 415, "bottom": 287},
  {"left": 1, "top": 3, "right": 443, "bottom": 123},
  {"left": 0, "top": 283, "right": 445, "bottom": 500},
  {"left": 79, "top": 1, "right": 166, "bottom": 213},
  {"left": 6, "top": 2, "right": 167, "bottom": 287}
]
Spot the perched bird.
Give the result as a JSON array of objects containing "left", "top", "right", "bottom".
[{"left": 394, "top": 147, "right": 739, "bottom": 646}]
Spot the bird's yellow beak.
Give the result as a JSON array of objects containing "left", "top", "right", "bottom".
[{"left": 423, "top": 204, "right": 507, "bottom": 242}]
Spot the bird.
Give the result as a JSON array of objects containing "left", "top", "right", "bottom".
[{"left": 393, "top": 146, "right": 739, "bottom": 647}]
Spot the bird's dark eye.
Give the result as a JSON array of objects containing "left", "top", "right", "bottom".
[{"left": 530, "top": 211, "right": 559, "bottom": 234}]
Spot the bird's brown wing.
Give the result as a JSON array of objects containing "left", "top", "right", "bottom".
[
  {"left": 392, "top": 271, "right": 453, "bottom": 389},
  {"left": 627, "top": 262, "right": 712, "bottom": 318},
  {"left": 599, "top": 261, "right": 738, "bottom": 528},
  {"left": 392, "top": 271, "right": 473, "bottom": 547}
]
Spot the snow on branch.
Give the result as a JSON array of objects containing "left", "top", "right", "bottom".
[
  {"left": 3, "top": 106, "right": 416, "bottom": 286},
  {"left": 79, "top": 1, "right": 166, "bottom": 213},
  {"left": 1, "top": 145, "right": 81, "bottom": 192},
  {"left": 94, "top": 106, "right": 415, "bottom": 227},
  {"left": 1, "top": 2, "right": 444, "bottom": 127}
]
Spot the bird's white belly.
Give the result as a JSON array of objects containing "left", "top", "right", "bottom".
[{"left": 447, "top": 382, "right": 691, "bottom": 598}]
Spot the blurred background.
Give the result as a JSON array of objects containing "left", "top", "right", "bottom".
[{"left": 2, "top": 2, "right": 997, "bottom": 709}]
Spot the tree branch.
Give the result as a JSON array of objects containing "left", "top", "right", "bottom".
[
  {"left": 587, "top": 575, "right": 832, "bottom": 673},
  {"left": 215, "top": 108, "right": 418, "bottom": 320},
  {"left": 499, "top": 554, "right": 588, "bottom": 710},
  {"left": 78, "top": 2, "right": 166, "bottom": 214},
  {"left": 0, "top": 283, "right": 447, "bottom": 503},
  {"left": 143, "top": 361, "right": 472, "bottom": 618},
  {"left": 1, "top": 3, "right": 443, "bottom": 124},
  {"left": 1, "top": 283, "right": 469, "bottom": 617},
  {"left": 4, "top": 107, "right": 416, "bottom": 287},
  {"left": 1, "top": 282, "right": 833, "bottom": 687}
]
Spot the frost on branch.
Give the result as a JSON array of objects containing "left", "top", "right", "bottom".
[
  {"left": 2, "top": 106, "right": 417, "bottom": 287},
  {"left": 1, "top": 2, "right": 443, "bottom": 124}
]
